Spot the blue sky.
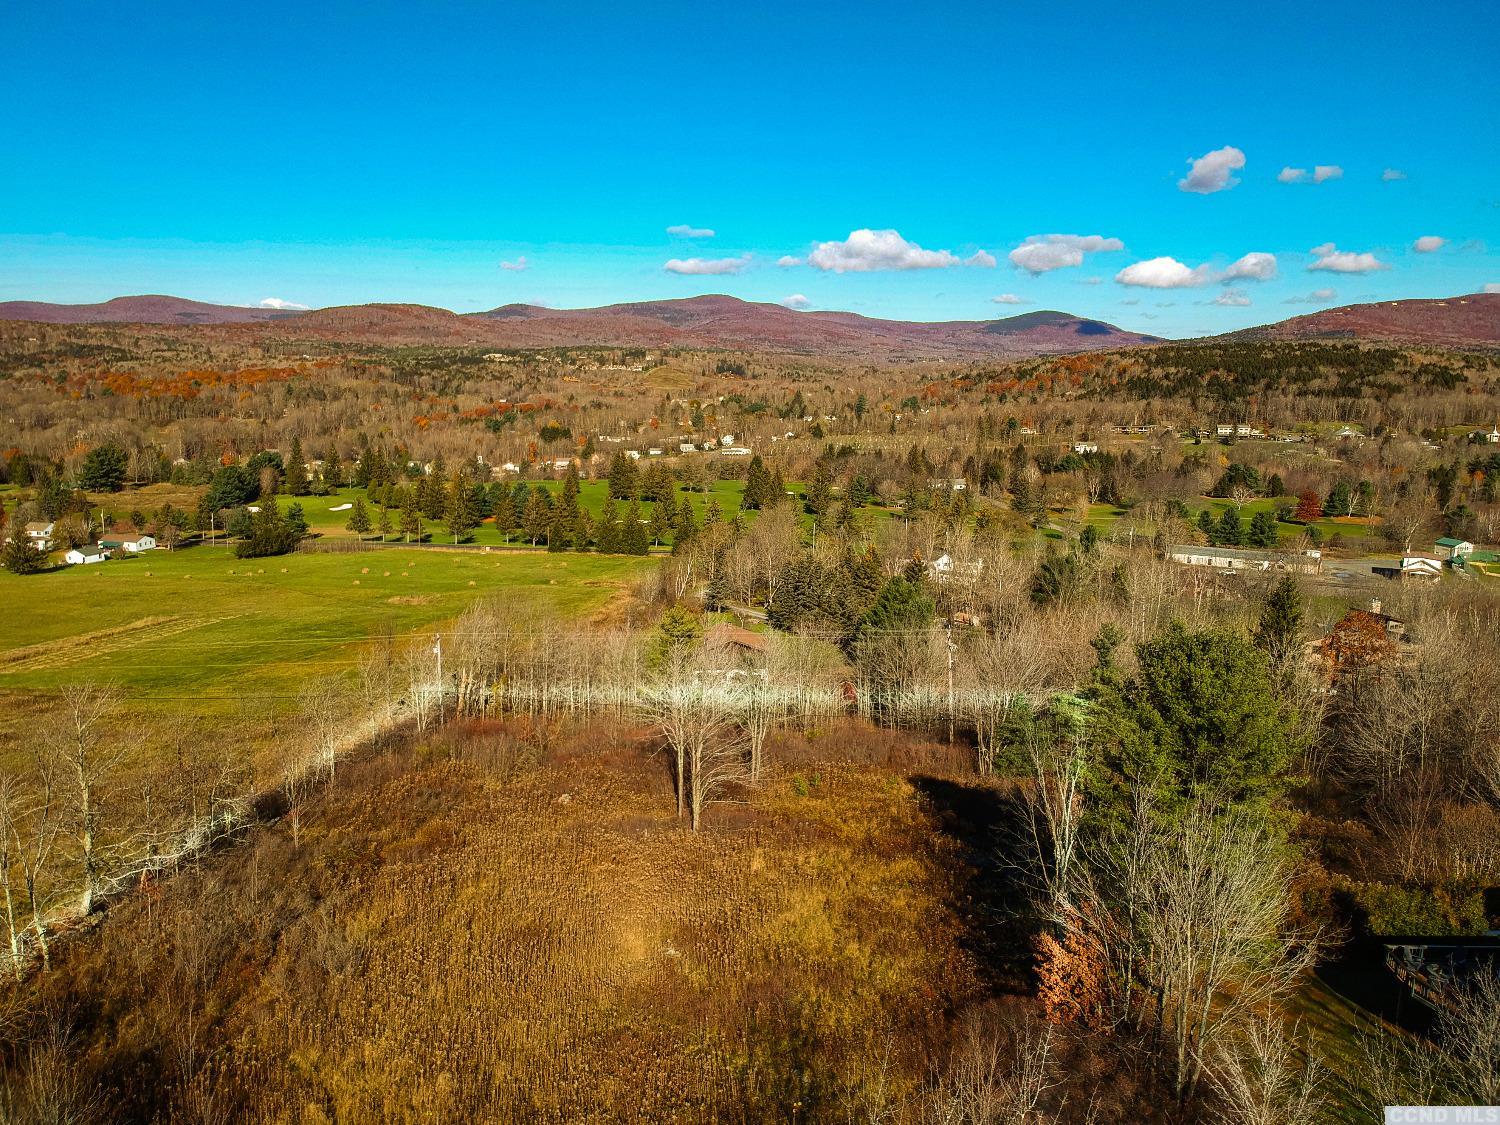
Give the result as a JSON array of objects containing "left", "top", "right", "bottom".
[{"left": 2, "top": 0, "right": 1496, "bottom": 337}]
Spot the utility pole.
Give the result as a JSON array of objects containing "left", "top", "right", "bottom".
[
  {"left": 432, "top": 633, "right": 444, "bottom": 725},
  {"left": 945, "top": 623, "right": 957, "bottom": 746}
]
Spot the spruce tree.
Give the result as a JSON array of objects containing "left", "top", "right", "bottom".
[
  {"left": 607, "top": 451, "right": 638, "bottom": 499},
  {"left": 623, "top": 500, "right": 650, "bottom": 555},
  {"left": 285, "top": 438, "right": 310, "bottom": 496},
  {"left": 1215, "top": 506, "right": 1244, "bottom": 547},
  {"left": 597, "top": 496, "right": 620, "bottom": 553},
  {"left": 1253, "top": 577, "right": 1303, "bottom": 670},
  {"left": 377, "top": 503, "right": 393, "bottom": 542},
  {"left": 399, "top": 494, "right": 423, "bottom": 542},
  {"left": 346, "top": 497, "right": 373, "bottom": 536}
]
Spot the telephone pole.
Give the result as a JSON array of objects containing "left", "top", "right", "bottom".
[{"left": 432, "top": 633, "right": 444, "bottom": 725}]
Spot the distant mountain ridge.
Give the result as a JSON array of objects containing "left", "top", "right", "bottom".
[
  {"left": 1232, "top": 292, "right": 1500, "bottom": 348},
  {"left": 0, "top": 294, "right": 297, "bottom": 325},
  {"left": 4, "top": 290, "right": 1497, "bottom": 355}
]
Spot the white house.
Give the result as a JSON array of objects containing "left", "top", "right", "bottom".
[
  {"left": 720, "top": 446, "right": 752, "bottom": 457},
  {"left": 647, "top": 447, "right": 664, "bottom": 456},
  {"left": 24, "top": 521, "right": 54, "bottom": 549},
  {"left": 1434, "top": 537, "right": 1475, "bottom": 561},
  {"left": 719, "top": 434, "right": 735, "bottom": 446},
  {"left": 65, "top": 546, "right": 109, "bottom": 566},
  {"left": 1072, "top": 441, "right": 1099, "bottom": 455},
  {"left": 1486, "top": 428, "right": 1500, "bottom": 444},
  {"left": 624, "top": 449, "right": 642, "bottom": 460},
  {"left": 1400, "top": 554, "right": 1443, "bottom": 580},
  {"left": 929, "top": 553, "right": 984, "bottom": 581},
  {"left": 99, "top": 533, "right": 155, "bottom": 554},
  {"left": 1215, "top": 424, "right": 1235, "bottom": 437},
  {"left": 1335, "top": 425, "right": 1363, "bottom": 439},
  {"left": 929, "top": 478, "right": 967, "bottom": 492},
  {"left": 679, "top": 442, "right": 696, "bottom": 453},
  {"left": 551, "top": 458, "right": 573, "bottom": 471}
]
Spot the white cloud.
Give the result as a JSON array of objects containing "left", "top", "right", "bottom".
[
  {"left": 1308, "top": 243, "right": 1388, "bottom": 274},
  {"left": 258, "top": 297, "right": 308, "bottom": 310},
  {"left": 966, "top": 249, "right": 998, "bottom": 268},
  {"left": 1178, "top": 145, "right": 1245, "bottom": 194},
  {"left": 1313, "top": 165, "right": 1343, "bottom": 184},
  {"left": 776, "top": 255, "right": 802, "bottom": 267},
  {"left": 1382, "top": 168, "right": 1407, "bottom": 181},
  {"left": 500, "top": 256, "right": 529, "bottom": 272},
  {"left": 806, "top": 229, "right": 963, "bottom": 272},
  {"left": 991, "top": 293, "right": 1029, "bottom": 305},
  {"left": 1008, "top": 233, "right": 1124, "bottom": 274},
  {"left": 1278, "top": 166, "right": 1308, "bottom": 184},
  {"left": 1115, "top": 256, "right": 1213, "bottom": 288},
  {"left": 1284, "top": 288, "right": 1338, "bottom": 304},
  {"left": 780, "top": 294, "right": 811, "bottom": 310},
  {"left": 663, "top": 254, "right": 751, "bottom": 276},
  {"left": 1213, "top": 288, "right": 1252, "bottom": 307},
  {"left": 1485, "top": 283, "right": 1500, "bottom": 294},
  {"left": 667, "top": 224, "right": 715, "bottom": 239},
  {"left": 1412, "top": 235, "right": 1446, "bottom": 253},
  {"left": 1221, "top": 251, "right": 1278, "bottom": 282}
]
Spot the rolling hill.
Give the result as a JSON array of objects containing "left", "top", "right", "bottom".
[
  {"left": 1235, "top": 292, "right": 1500, "bottom": 348},
  {"left": 0, "top": 294, "right": 298, "bottom": 325}
]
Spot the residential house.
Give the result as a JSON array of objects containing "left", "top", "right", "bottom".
[
  {"left": 64, "top": 546, "right": 109, "bottom": 566},
  {"left": 1072, "top": 441, "right": 1099, "bottom": 455},
  {"left": 647, "top": 447, "right": 664, "bottom": 456},
  {"left": 624, "top": 449, "right": 642, "bottom": 460},
  {"left": 1434, "top": 537, "right": 1475, "bottom": 562},
  {"left": 99, "top": 533, "right": 156, "bottom": 554},
  {"left": 929, "top": 553, "right": 984, "bottom": 581},
  {"left": 929, "top": 478, "right": 967, "bottom": 492},
  {"left": 679, "top": 442, "right": 697, "bottom": 454},
  {"left": 1399, "top": 554, "right": 1443, "bottom": 581},
  {"left": 1168, "top": 544, "right": 1322, "bottom": 574},
  {"left": 720, "top": 446, "right": 752, "bottom": 457},
  {"left": 24, "top": 521, "right": 55, "bottom": 549},
  {"left": 719, "top": 434, "right": 735, "bottom": 446}
]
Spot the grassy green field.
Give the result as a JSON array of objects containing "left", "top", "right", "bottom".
[
  {"left": 1079, "top": 498, "right": 1382, "bottom": 551},
  {"left": 0, "top": 544, "right": 649, "bottom": 698}
]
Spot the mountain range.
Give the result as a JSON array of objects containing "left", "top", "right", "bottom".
[{"left": 2, "top": 291, "right": 1497, "bottom": 356}]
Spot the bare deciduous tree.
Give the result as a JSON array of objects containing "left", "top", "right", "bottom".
[{"left": 50, "top": 682, "right": 123, "bottom": 915}]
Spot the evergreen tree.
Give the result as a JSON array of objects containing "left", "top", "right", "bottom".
[
  {"left": 1248, "top": 509, "right": 1278, "bottom": 548},
  {"left": 607, "top": 451, "right": 638, "bottom": 499},
  {"left": 743, "top": 455, "right": 772, "bottom": 509},
  {"left": 1089, "top": 623, "right": 1297, "bottom": 830},
  {"left": 1215, "top": 506, "right": 1244, "bottom": 546},
  {"left": 284, "top": 438, "right": 310, "bottom": 496},
  {"left": 768, "top": 468, "right": 787, "bottom": 506},
  {"left": 1197, "top": 508, "right": 1217, "bottom": 543},
  {"left": 346, "top": 497, "right": 373, "bottom": 536},
  {"left": 1, "top": 537, "right": 47, "bottom": 574},
  {"left": 491, "top": 492, "right": 516, "bottom": 541},
  {"left": 78, "top": 442, "right": 128, "bottom": 492},
  {"left": 1325, "top": 480, "right": 1353, "bottom": 518},
  {"left": 446, "top": 471, "right": 480, "bottom": 543},
  {"left": 673, "top": 498, "right": 699, "bottom": 552},
  {"left": 597, "top": 496, "right": 620, "bottom": 553},
  {"left": 284, "top": 503, "right": 309, "bottom": 538},
  {"left": 1253, "top": 576, "right": 1303, "bottom": 671},
  {"left": 399, "top": 494, "right": 423, "bottom": 542},
  {"left": 377, "top": 503, "right": 393, "bottom": 542},
  {"left": 622, "top": 500, "right": 650, "bottom": 555},
  {"left": 522, "top": 490, "right": 551, "bottom": 545}
]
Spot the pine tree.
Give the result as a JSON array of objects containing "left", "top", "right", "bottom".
[
  {"left": 1215, "top": 505, "right": 1244, "bottom": 546},
  {"left": 377, "top": 503, "right": 393, "bottom": 542},
  {"left": 1, "top": 537, "right": 47, "bottom": 574},
  {"left": 522, "top": 490, "right": 551, "bottom": 545},
  {"left": 673, "top": 499, "right": 698, "bottom": 552},
  {"left": 446, "top": 471, "right": 479, "bottom": 543},
  {"left": 607, "top": 451, "right": 638, "bottom": 499},
  {"left": 1197, "top": 508, "right": 1217, "bottom": 544},
  {"left": 491, "top": 492, "right": 516, "bottom": 542},
  {"left": 1254, "top": 577, "right": 1303, "bottom": 670},
  {"left": 399, "top": 494, "right": 423, "bottom": 542},
  {"left": 597, "top": 496, "right": 620, "bottom": 553},
  {"left": 1248, "top": 509, "right": 1277, "bottom": 548},
  {"left": 285, "top": 438, "right": 310, "bottom": 496},
  {"left": 623, "top": 500, "right": 650, "bottom": 555},
  {"left": 743, "top": 455, "right": 771, "bottom": 509},
  {"left": 346, "top": 497, "right": 373, "bottom": 536}
]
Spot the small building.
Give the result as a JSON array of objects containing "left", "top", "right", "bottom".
[
  {"left": 720, "top": 446, "right": 752, "bottom": 457},
  {"left": 623, "top": 449, "right": 642, "bottom": 460},
  {"left": 1215, "top": 424, "right": 1235, "bottom": 437},
  {"left": 24, "top": 521, "right": 55, "bottom": 549},
  {"left": 930, "top": 553, "right": 984, "bottom": 581},
  {"left": 99, "top": 533, "right": 156, "bottom": 554},
  {"left": 1168, "top": 544, "right": 1322, "bottom": 574},
  {"left": 1400, "top": 554, "right": 1443, "bottom": 581},
  {"left": 1072, "top": 441, "right": 1099, "bottom": 455},
  {"left": 65, "top": 546, "right": 109, "bottom": 566},
  {"left": 929, "top": 478, "right": 967, "bottom": 492},
  {"left": 1434, "top": 537, "right": 1475, "bottom": 562},
  {"left": 679, "top": 442, "right": 696, "bottom": 454},
  {"left": 719, "top": 434, "right": 735, "bottom": 446},
  {"left": 647, "top": 447, "right": 664, "bottom": 456},
  {"left": 551, "top": 458, "right": 572, "bottom": 471},
  {"left": 1487, "top": 428, "right": 1500, "bottom": 445},
  {"left": 1335, "top": 425, "right": 1363, "bottom": 439}
]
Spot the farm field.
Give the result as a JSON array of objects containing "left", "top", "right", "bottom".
[{"left": 0, "top": 545, "right": 653, "bottom": 775}]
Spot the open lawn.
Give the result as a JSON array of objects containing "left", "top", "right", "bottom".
[{"left": 1077, "top": 498, "right": 1383, "bottom": 552}]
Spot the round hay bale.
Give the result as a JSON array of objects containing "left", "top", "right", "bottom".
[
  {"left": 468, "top": 580, "right": 476, "bottom": 586},
  {"left": 353, "top": 579, "right": 360, "bottom": 585},
  {"left": 361, "top": 567, "right": 369, "bottom": 574},
  {"left": 383, "top": 571, "right": 390, "bottom": 577}
]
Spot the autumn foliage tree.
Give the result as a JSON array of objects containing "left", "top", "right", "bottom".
[
  {"left": 1293, "top": 490, "right": 1323, "bottom": 523},
  {"left": 1320, "top": 610, "right": 1396, "bottom": 677}
]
